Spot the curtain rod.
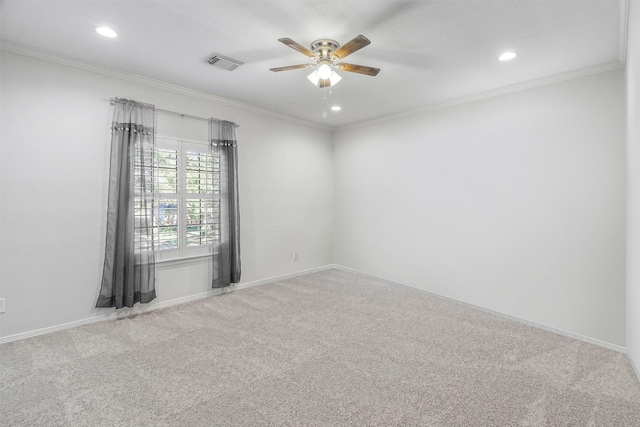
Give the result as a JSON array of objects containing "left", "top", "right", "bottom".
[{"left": 109, "top": 97, "right": 239, "bottom": 128}]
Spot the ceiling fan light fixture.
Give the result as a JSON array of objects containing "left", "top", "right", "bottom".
[
  {"left": 307, "top": 69, "right": 342, "bottom": 87},
  {"left": 307, "top": 70, "right": 320, "bottom": 86},
  {"left": 329, "top": 70, "right": 342, "bottom": 86},
  {"left": 317, "top": 63, "right": 332, "bottom": 79}
]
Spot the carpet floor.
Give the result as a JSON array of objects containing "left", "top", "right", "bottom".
[{"left": 1, "top": 268, "right": 639, "bottom": 426}]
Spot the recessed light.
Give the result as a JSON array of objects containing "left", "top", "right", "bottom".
[
  {"left": 96, "top": 27, "right": 117, "bottom": 38},
  {"left": 499, "top": 52, "right": 516, "bottom": 61},
  {"left": 331, "top": 106, "right": 341, "bottom": 111}
]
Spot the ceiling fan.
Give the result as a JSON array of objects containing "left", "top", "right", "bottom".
[{"left": 270, "top": 35, "right": 380, "bottom": 88}]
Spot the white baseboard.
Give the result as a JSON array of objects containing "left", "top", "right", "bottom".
[
  {"left": 0, "top": 264, "right": 336, "bottom": 345},
  {"left": 232, "top": 264, "right": 338, "bottom": 291},
  {"left": 333, "top": 264, "right": 627, "bottom": 354},
  {"left": 628, "top": 352, "right": 640, "bottom": 383},
  {"left": 1, "top": 263, "right": 630, "bottom": 358},
  {"left": 0, "top": 313, "right": 117, "bottom": 345}
]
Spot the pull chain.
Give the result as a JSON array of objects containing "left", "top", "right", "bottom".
[{"left": 322, "top": 84, "right": 334, "bottom": 101}]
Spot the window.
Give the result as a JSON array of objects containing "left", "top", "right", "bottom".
[
  {"left": 155, "top": 148, "right": 179, "bottom": 250},
  {"left": 185, "top": 150, "right": 220, "bottom": 247},
  {"left": 143, "top": 138, "right": 220, "bottom": 260}
]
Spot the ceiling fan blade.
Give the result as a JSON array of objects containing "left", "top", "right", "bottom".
[
  {"left": 336, "top": 63, "right": 380, "bottom": 76},
  {"left": 278, "top": 38, "right": 315, "bottom": 57},
  {"left": 332, "top": 35, "right": 371, "bottom": 60},
  {"left": 270, "top": 64, "right": 313, "bottom": 72},
  {"left": 319, "top": 78, "right": 331, "bottom": 88}
]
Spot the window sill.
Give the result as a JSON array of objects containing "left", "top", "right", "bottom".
[{"left": 155, "top": 254, "right": 212, "bottom": 269}]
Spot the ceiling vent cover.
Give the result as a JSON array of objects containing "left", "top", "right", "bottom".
[{"left": 207, "top": 53, "right": 244, "bottom": 71}]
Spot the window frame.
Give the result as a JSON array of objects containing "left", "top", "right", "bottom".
[{"left": 153, "top": 136, "right": 219, "bottom": 262}]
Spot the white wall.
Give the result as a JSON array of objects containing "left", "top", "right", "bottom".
[
  {"left": 0, "top": 47, "right": 630, "bottom": 351},
  {"left": 334, "top": 70, "right": 626, "bottom": 346},
  {"left": 0, "top": 50, "right": 334, "bottom": 339},
  {"left": 626, "top": 0, "right": 640, "bottom": 373}
]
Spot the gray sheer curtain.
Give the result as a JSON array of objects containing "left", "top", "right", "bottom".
[
  {"left": 97, "top": 98, "right": 157, "bottom": 308},
  {"left": 210, "top": 118, "right": 241, "bottom": 288}
]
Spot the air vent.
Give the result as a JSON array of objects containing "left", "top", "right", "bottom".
[{"left": 206, "top": 53, "right": 244, "bottom": 71}]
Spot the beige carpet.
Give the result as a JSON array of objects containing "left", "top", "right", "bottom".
[{"left": 1, "top": 268, "right": 639, "bottom": 426}]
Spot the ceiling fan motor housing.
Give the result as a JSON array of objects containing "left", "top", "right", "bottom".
[{"left": 310, "top": 39, "right": 340, "bottom": 61}]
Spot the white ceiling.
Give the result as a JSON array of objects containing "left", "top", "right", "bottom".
[{"left": 0, "top": 0, "right": 627, "bottom": 128}]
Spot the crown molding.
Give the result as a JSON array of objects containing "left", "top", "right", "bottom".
[
  {"left": 0, "top": 40, "right": 333, "bottom": 132},
  {"left": 1, "top": 38, "right": 625, "bottom": 135},
  {"left": 337, "top": 0, "right": 629, "bottom": 132},
  {"left": 337, "top": 60, "right": 624, "bottom": 132},
  {"left": 619, "top": 0, "right": 630, "bottom": 65}
]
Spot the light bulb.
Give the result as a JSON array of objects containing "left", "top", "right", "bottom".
[{"left": 317, "top": 63, "right": 332, "bottom": 79}]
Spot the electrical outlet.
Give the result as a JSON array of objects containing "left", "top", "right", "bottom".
[
  {"left": 0, "top": 298, "right": 5, "bottom": 314},
  {"left": 293, "top": 251, "right": 299, "bottom": 261}
]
